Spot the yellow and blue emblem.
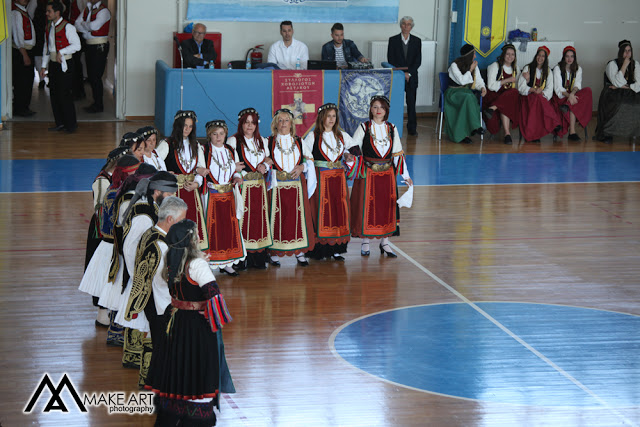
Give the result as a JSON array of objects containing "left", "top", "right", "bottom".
[{"left": 464, "top": 0, "right": 509, "bottom": 57}]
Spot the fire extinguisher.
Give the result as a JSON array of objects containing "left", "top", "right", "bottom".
[{"left": 246, "top": 45, "right": 264, "bottom": 67}]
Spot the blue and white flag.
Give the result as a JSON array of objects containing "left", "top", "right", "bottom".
[{"left": 338, "top": 69, "right": 393, "bottom": 136}]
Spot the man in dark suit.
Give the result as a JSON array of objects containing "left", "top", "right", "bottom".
[
  {"left": 180, "top": 23, "right": 217, "bottom": 69},
  {"left": 387, "top": 16, "right": 421, "bottom": 136}
]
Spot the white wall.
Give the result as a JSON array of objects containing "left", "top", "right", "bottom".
[{"left": 122, "top": 0, "right": 639, "bottom": 116}]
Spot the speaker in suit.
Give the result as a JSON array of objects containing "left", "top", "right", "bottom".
[{"left": 387, "top": 18, "right": 421, "bottom": 136}]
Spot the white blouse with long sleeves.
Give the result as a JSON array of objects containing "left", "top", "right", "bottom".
[
  {"left": 606, "top": 60, "right": 640, "bottom": 93},
  {"left": 518, "top": 65, "right": 554, "bottom": 100},
  {"left": 302, "top": 131, "right": 352, "bottom": 162},
  {"left": 448, "top": 62, "right": 486, "bottom": 90},
  {"left": 486, "top": 62, "right": 515, "bottom": 92},
  {"left": 552, "top": 65, "right": 583, "bottom": 99},
  {"left": 227, "top": 136, "right": 271, "bottom": 173}
]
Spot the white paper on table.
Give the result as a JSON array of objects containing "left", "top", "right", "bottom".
[
  {"left": 397, "top": 185, "right": 414, "bottom": 208},
  {"left": 234, "top": 184, "right": 245, "bottom": 219}
]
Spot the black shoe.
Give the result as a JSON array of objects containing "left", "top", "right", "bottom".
[
  {"left": 379, "top": 243, "right": 398, "bottom": 258},
  {"left": 14, "top": 109, "right": 36, "bottom": 117},
  {"left": 219, "top": 268, "right": 239, "bottom": 277},
  {"left": 553, "top": 125, "right": 562, "bottom": 133},
  {"left": 529, "top": 139, "right": 541, "bottom": 143},
  {"left": 602, "top": 136, "right": 613, "bottom": 144},
  {"left": 64, "top": 126, "right": 77, "bottom": 134},
  {"left": 38, "top": 80, "right": 45, "bottom": 90},
  {"left": 568, "top": 133, "right": 581, "bottom": 141},
  {"left": 332, "top": 254, "right": 345, "bottom": 261},
  {"left": 233, "top": 260, "right": 247, "bottom": 271},
  {"left": 504, "top": 135, "right": 512, "bottom": 145},
  {"left": 94, "top": 320, "right": 109, "bottom": 328},
  {"left": 559, "top": 104, "right": 569, "bottom": 113},
  {"left": 254, "top": 263, "right": 267, "bottom": 270},
  {"left": 461, "top": 137, "right": 473, "bottom": 144},
  {"left": 296, "top": 256, "right": 309, "bottom": 266},
  {"left": 269, "top": 258, "right": 281, "bottom": 267},
  {"left": 408, "top": 130, "right": 418, "bottom": 136},
  {"left": 84, "top": 104, "right": 104, "bottom": 113},
  {"left": 48, "top": 124, "right": 65, "bottom": 131},
  {"left": 361, "top": 243, "right": 370, "bottom": 256}
]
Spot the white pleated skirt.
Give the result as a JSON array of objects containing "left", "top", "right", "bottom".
[{"left": 78, "top": 241, "right": 113, "bottom": 297}]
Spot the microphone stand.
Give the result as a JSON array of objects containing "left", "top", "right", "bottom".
[{"left": 174, "top": 37, "right": 184, "bottom": 110}]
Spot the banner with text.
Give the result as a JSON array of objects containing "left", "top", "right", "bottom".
[
  {"left": 338, "top": 69, "right": 393, "bottom": 136},
  {"left": 272, "top": 70, "right": 324, "bottom": 138}
]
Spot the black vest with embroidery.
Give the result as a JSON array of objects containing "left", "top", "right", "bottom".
[{"left": 361, "top": 121, "right": 395, "bottom": 160}]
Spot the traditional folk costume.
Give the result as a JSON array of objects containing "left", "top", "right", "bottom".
[
  {"left": 303, "top": 114, "right": 352, "bottom": 259},
  {"left": 201, "top": 121, "right": 246, "bottom": 269},
  {"left": 551, "top": 62, "right": 593, "bottom": 138},
  {"left": 267, "top": 130, "right": 316, "bottom": 258},
  {"left": 596, "top": 41, "right": 640, "bottom": 141},
  {"left": 11, "top": 1, "right": 36, "bottom": 116},
  {"left": 445, "top": 47, "right": 486, "bottom": 143},
  {"left": 79, "top": 156, "right": 139, "bottom": 330},
  {"left": 156, "top": 136, "right": 208, "bottom": 250},
  {"left": 347, "top": 118, "right": 410, "bottom": 240},
  {"left": 138, "top": 127, "right": 167, "bottom": 172},
  {"left": 228, "top": 131, "right": 272, "bottom": 269},
  {"left": 518, "top": 48, "right": 561, "bottom": 141},
  {"left": 485, "top": 60, "right": 520, "bottom": 135},
  {"left": 146, "top": 221, "right": 235, "bottom": 427}
]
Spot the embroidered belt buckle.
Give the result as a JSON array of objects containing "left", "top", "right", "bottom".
[
  {"left": 275, "top": 170, "right": 295, "bottom": 181},
  {"left": 171, "top": 298, "right": 206, "bottom": 311},
  {"left": 314, "top": 160, "right": 343, "bottom": 169},
  {"left": 177, "top": 174, "right": 195, "bottom": 186},
  {"left": 207, "top": 182, "right": 233, "bottom": 193},
  {"left": 365, "top": 160, "right": 392, "bottom": 172},
  {"left": 244, "top": 172, "right": 264, "bottom": 181}
]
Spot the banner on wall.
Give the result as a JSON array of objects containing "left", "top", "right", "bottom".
[
  {"left": 464, "top": 0, "right": 509, "bottom": 57},
  {"left": 272, "top": 70, "right": 324, "bottom": 138},
  {"left": 0, "top": 0, "right": 8, "bottom": 44},
  {"left": 186, "top": 0, "right": 398, "bottom": 24},
  {"left": 338, "top": 69, "right": 393, "bottom": 136}
]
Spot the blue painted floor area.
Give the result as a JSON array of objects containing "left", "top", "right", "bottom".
[
  {"left": 332, "top": 303, "right": 640, "bottom": 407},
  {"left": 1, "top": 152, "right": 639, "bottom": 193}
]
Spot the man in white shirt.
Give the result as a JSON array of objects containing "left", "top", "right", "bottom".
[
  {"left": 267, "top": 20, "right": 309, "bottom": 70},
  {"left": 12, "top": 0, "right": 36, "bottom": 116},
  {"left": 75, "top": 0, "right": 111, "bottom": 113},
  {"left": 39, "top": 0, "right": 81, "bottom": 133}
]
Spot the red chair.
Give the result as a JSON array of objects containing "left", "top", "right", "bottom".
[{"left": 173, "top": 32, "right": 222, "bottom": 69}]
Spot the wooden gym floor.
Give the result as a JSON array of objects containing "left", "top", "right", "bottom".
[{"left": 0, "top": 118, "right": 639, "bottom": 426}]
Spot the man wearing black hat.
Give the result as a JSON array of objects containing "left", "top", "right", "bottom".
[{"left": 387, "top": 16, "right": 422, "bottom": 136}]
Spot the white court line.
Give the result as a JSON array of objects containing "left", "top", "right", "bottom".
[{"left": 386, "top": 242, "right": 638, "bottom": 426}]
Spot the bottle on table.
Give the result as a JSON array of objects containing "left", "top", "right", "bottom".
[{"left": 296, "top": 58, "right": 301, "bottom": 70}]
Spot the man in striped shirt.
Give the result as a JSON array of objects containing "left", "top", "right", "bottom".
[{"left": 321, "top": 23, "right": 368, "bottom": 69}]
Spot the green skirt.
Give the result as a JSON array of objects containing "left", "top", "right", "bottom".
[{"left": 444, "top": 87, "right": 481, "bottom": 143}]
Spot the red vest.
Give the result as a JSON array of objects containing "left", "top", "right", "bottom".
[
  {"left": 69, "top": 1, "right": 81, "bottom": 24},
  {"left": 12, "top": 3, "right": 33, "bottom": 41},
  {"left": 83, "top": 3, "right": 110, "bottom": 37},
  {"left": 45, "top": 19, "right": 71, "bottom": 53}
]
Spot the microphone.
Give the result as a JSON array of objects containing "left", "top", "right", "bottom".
[
  {"left": 173, "top": 36, "right": 182, "bottom": 51},
  {"left": 174, "top": 35, "right": 184, "bottom": 109}
]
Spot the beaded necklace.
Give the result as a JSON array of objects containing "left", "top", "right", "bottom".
[
  {"left": 322, "top": 132, "right": 343, "bottom": 156},
  {"left": 370, "top": 121, "right": 391, "bottom": 148},
  {"left": 244, "top": 137, "right": 264, "bottom": 158},
  {"left": 210, "top": 145, "right": 234, "bottom": 172},
  {"left": 275, "top": 135, "right": 296, "bottom": 155},
  {"left": 178, "top": 141, "right": 194, "bottom": 171}
]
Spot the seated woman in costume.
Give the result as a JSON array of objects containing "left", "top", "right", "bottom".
[
  {"left": 197, "top": 120, "right": 246, "bottom": 276},
  {"left": 596, "top": 40, "right": 640, "bottom": 143},
  {"left": 484, "top": 43, "right": 520, "bottom": 144},
  {"left": 227, "top": 108, "right": 273, "bottom": 270},
  {"left": 138, "top": 126, "right": 167, "bottom": 171},
  {"left": 266, "top": 109, "right": 316, "bottom": 267},
  {"left": 551, "top": 46, "right": 593, "bottom": 141},
  {"left": 156, "top": 111, "right": 209, "bottom": 250},
  {"left": 302, "top": 103, "right": 353, "bottom": 261},
  {"left": 517, "top": 46, "right": 560, "bottom": 142},
  {"left": 445, "top": 43, "right": 486, "bottom": 144},
  {"left": 347, "top": 95, "right": 413, "bottom": 258}
]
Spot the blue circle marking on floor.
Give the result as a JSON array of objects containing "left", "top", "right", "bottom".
[{"left": 331, "top": 302, "right": 640, "bottom": 408}]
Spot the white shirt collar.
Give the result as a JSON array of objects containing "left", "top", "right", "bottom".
[
  {"left": 401, "top": 34, "right": 410, "bottom": 44},
  {"left": 54, "top": 17, "right": 63, "bottom": 26}
]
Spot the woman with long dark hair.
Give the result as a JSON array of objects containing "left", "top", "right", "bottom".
[
  {"left": 595, "top": 40, "right": 640, "bottom": 143},
  {"left": 303, "top": 103, "right": 353, "bottom": 261},
  {"left": 227, "top": 108, "right": 273, "bottom": 270},
  {"left": 444, "top": 44, "right": 487, "bottom": 144},
  {"left": 156, "top": 110, "right": 209, "bottom": 250},
  {"left": 484, "top": 44, "right": 520, "bottom": 144},
  {"left": 147, "top": 219, "right": 235, "bottom": 427},
  {"left": 347, "top": 95, "right": 413, "bottom": 258},
  {"left": 551, "top": 46, "right": 593, "bottom": 141},
  {"left": 517, "top": 46, "right": 560, "bottom": 142}
]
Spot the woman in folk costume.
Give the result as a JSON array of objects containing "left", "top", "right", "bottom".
[
  {"left": 347, "top": 95, "right": 413, "bottom": 258},
  {"left": 156, "top": 110, "right": 209, "bottom": 250},
  {"left": 302, "top": 103, "right": 352, "bottom": 261},
  {"left": 267, "top": 109, "right": 316, "bottom": 266},
  {"left": 197, "top": 120, "right": 246, "bottom": 276},
  {"left": 146, "top": 219, "right": 235, "bottom": 427},
  {"left": 100, "top": 163, "right": 158, "bottom": 347},
  {"left": 551, "top": 46, "right": 593, "bottom": 141},
  {"left": 518, "top": 45, "right": 560, "bottom": 142},
  {"left": 596, "top": 40, "right": 640, "bottom": 143},
  {"left": 445, "top": 43, "right": 487, "bottom": 144},
  {"left": 79, "top": 154, "right": 140, "bottom": 329},
  {"left": 227, "top": 108, "right": 273, "bottom": 270},
  {"left": 83, "top": 146, "right": 128, "bottom": 326},
  {"left": 138, "top": 126, "right": 167, "bottom": 171},
  {"left": 484, "top": 44, "right": 520, "bottom": 144}
]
